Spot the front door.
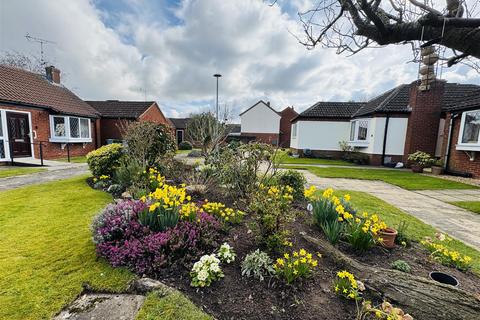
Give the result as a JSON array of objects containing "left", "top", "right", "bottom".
[
  {"left": 176, "top": 129, "right": 184, "bottom": 144},
  {"left": 7, "top": 112, "right": 32, "bottom": 157}
]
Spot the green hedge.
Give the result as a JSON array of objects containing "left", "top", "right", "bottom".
[{"left": 86, "top": 143, "right": 124, "bottom": 177}]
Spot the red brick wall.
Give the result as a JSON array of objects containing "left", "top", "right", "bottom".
[
  {"left": 442, "top": 113, "right": 480, "bottom": 178},
  {"left": 138, "top": 103, "right": 171, "bottom": 125},
  {"left": 279, "top": 107, "right": 298, "bottom": 148},
  {"left": 241, "top": 132, "right": 279, "bottom": 145},
  {"left": 0, "top": 104, "right": 97, "bottom": 160},
  {"left": 403, "top": 81, "right": 445, "bottom": 163}
]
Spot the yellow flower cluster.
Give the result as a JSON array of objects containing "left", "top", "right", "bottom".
[
  {"left": 360, "top": 212, "right": 387, "bottom": 235},
  {"left": 140, "top": 177, "right": 190, "bottom": 212},
  {"left": 421, "top": 238, "right": 472, "bottom": 270},
  {"left": 335, "top": 204, "right": 354, "bottom": 221},
  {"left": 334, "top": 270, "right": 359, "bottom": 300},
  {"left": 179, "top": 202, "right": 200, "bottom": 221},
  {"left": 274, "top": 249, "right": 319, "bottom": 284},
  {"left": 304, "top": 185, "right": 317, "bottom": 200},
  {"left": 201, "top": 201, "right": 243, "bottom": 223},
  {"left": 99, "top": 175, "right": 110, "bottom": 180},
  {"left": 262, "top": 184, "right": 294, "bottom": 202}
]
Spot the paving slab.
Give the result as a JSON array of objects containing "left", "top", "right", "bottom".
[
  {"left": 302, "top": 170, "right": 480, "bottom": 251},
  {"left": 54, "top": 293, "right": 145, "bottom": 320}
]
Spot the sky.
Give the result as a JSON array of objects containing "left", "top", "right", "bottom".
[{"left": 1, "top": 0, "right": 479, "bottom": 122}]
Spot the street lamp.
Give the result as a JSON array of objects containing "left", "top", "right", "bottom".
[{"left": 213, "top": 74, "right": 222, "bottom": 121}]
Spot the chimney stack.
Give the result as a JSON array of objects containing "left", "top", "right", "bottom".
[
  {"left": 418, "top": 46, "right": 438, "bottom": 91},
  {"left": 45, "top": 66, "right": 61, "bottom": 84},
  {"left": 267, "top": 101, "right": 270, "bottom": 106}
]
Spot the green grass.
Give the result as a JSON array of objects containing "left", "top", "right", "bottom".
[
  {"left": 336, "top": 190, "right": 480, "bottom": 273},
  {"left": 275, "top": 150, "right": 353, "bottom": 166},
  {"left": 296, "top": 166, "right": 477, "bottom": 190},
  {"left": 136, "top": 291, "right": 212, "bottom": 320},
  {"left": 449, "top": 201, "right": 480, "bottom": 214},
  {"left": 0, "top": 167, "right": 46, "bottom": 178},
  {"left": 175, "top": 148, "right": 201, "bottom": 155},
  {"left": 0, "top": 176, "right": 135, "bottom": 319},
  {"left": 56, "top": 156, "right": 87, "bottom": 163}
]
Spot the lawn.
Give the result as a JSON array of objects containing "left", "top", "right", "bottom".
[
  {"left": 0, "top": 176, "right": 134, "bottom": 319},
  {"left": 275, "top": 150, "right": 353, "bottom": 166},
  {"left": 296, "top": 166, "right": 478, "bottom": 190},
  {"left": 56, "top": 156, "right": 87, "bottom": 163},
  {"left": 338, "top": 190, "right": 480, "bottom": 273},
  {"left": 449, "top": 201, "right": 480, "bottom": 214},
  {"left": 176, "top": 148, "right": 201, "bottom": 155},
  {"left": 0, "top": 167, "right": 46, "bottom": 178}
]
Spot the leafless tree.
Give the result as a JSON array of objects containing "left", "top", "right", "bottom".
[
  {"left": 295, "top": 0, "right": 480, "bottom": 70},
  {"left": 0, "top": 51, "right": 44, "bottom": 73},
  {"left": 185, "top": 112, "right": 227, "bottom": 155}
]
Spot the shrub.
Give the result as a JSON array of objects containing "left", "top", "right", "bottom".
[
  {"left": 333, "top": 270, "right": 362, "bottom": 300},
  {"left": 123, "top": 121, "right": 176, "bottom": 167},
  {"left": 114, "top": 157, "right": 144, "bottom": 189},
  {"left": 178, "top": 141, "right": 193, "bottom": 150},
  {"left": 275, "top": 170, "right": 306, "bottom": 201},
  {"left": 206, "top": 142, "right": 277, "bottom": 200},
  {"left": 87, "top": 143, "right": 124, "bottom": 177},
  {"left": 391, "top": 260, "right": 411, "bottom": 273},
  {"left": 217, "top": 243, "right": 236, "bottom": 263},
  {"left": 421, "top": 233, "right": 472, "bottom": 271},
  {"left": 408, "top": 151, "right": 434, "bottom": 167},
  {"left": 273, "top": 249, "right": 319, "bottom": 284},
  {"left": 93, "top": 200, "right": 221, "bottom": 275},
  {"left": 190, "top": 254, "right": 224, "bottom": 287},
  {"left": 185, "top": 112, "right": 226, "bottom": 155},
  {"left": 241, "top": 249, "right": 275, "bottom": 281},
  {"left": 249, "top": 184, "right": 295, "bottom": 250},
  {"left": 138, "top": 180, "right": 190, "bottom": 232}
]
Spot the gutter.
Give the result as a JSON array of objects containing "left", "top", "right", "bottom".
[{"left": 381, "top": 114, "right": 390, "bottom": 166}]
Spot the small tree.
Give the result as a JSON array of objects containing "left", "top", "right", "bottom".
[
  {"left": 123, "top": 121, "right": 176, "bottom": 167},
  {"left": 185, "top": 112, "right": 226, "bottom": 155}
]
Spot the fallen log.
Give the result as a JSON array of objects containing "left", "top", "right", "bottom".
[{"left": 302, "top": 234, "right": 480, "bottom": 320}]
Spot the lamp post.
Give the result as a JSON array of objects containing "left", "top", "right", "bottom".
[{"left": 213, "top": 74, "right": 222, "bottom": 121}]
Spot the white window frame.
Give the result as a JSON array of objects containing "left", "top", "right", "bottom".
[
  {"left": 456, "top": 109, "right": 480, "bottom": 151},
  {"left": 0, "top": 109, "right": 35, "bottom": 161},
  {"left": 49, "top": 115, "right": 92, "bottom": 143},
  {"left": 291, "top": 123, "right": 297, "bottom": 139},
  {"left": 348, "top": 119, "right": 370, "bottom": 147}
]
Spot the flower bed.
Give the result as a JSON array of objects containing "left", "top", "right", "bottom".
[{"left": 89, "top": 142, "right": 480, "bottom": 320}]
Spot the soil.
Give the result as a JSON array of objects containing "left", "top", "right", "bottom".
[{"left": 155, "top": 201, "right": 480, "bottom": 320}]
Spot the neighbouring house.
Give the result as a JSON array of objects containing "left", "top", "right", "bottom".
[
  {"left": 0, "top": 65, "right": 100, "bottom": 162},
  {"left": 239, "top": 100, "right": 298, "bottom": 147},
  {"left": 290, "top": 80, "right": 480, "bottom": 175},
  {"left": 169, "top": 118, "right": 190, "bottom": 145},
  {"left": 87, "top": 100, "right": 172, "bottom": 145},
  {"left": 442, "top": 92, "right": 480, "bottom": 177}
]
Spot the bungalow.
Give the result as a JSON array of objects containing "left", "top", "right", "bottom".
[
  {"left": 443, "top": 92, "right": 480, "bottom": 177},
  {"left": 290, "top": 80, "right": 480, "bottom": 177},
  {"left": 0, "top": 65, "right": 100, "bottom": 162},
  {"left": 240, "top": 100, "right": 298, "bottom": 147},
  {"left": 87, "top": 100, "right": 172, "bottom": 145},
  {"left": 169, "top": 118, "right": 190, "bottom": 145}
]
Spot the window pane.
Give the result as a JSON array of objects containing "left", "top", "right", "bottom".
[
  {"left": 349, "top": 122, "right": 356, "bottom": 141},
  {"left": 0, "top": 113, "right": 3, "bottom": 137},
  {"left": 292, "top": 123, "right": 297, "bottom": 138},
  {"left": 357, "top": 120, "right": 368, "bottom": 140},
  {"left": 80, "top": 119, "right": 89, "bottom": 138},
  {"left": 53, "top": 117, "right": 66, "bottom": 137},
  {"left": 70, "top": 117, "right": 80, "bottom": 138},
  {"left": 462, "top": 111, "right": 480, "bottom": 144},
  {"left": 0, "top": 140, "right": 4, "bottom": 158}
]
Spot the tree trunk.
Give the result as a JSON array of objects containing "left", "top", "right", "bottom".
[{"left": 302, "top": 234, "right": 480, "bottom": 320}]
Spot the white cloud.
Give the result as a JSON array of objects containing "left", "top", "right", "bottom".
[{"left": 1, "top": 0, "right": 479, "bottom": 121}]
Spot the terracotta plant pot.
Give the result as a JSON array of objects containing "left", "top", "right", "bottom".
[
  {"left": 431, "top": 166, "right": 443, "bottom": 175},
  {"left": 411, "top": 164, "right": 423, "bottom": 173},
  {"left": 379, "top": 228, "right": 398, "bottom": 248}
]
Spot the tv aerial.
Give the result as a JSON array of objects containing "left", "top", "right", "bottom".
[{"left": 25, "top": 33, "right": 56, "bottom": 67}]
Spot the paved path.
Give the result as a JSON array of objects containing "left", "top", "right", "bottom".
[
  {"left": 302, "top": 170, "right": 480, "bottom": 251},
  {"left": 0, "top": 164, "right": 89, "bottom": 191},
  {"left": 415, "top": 189, "right": 480, "bottom": 202}
]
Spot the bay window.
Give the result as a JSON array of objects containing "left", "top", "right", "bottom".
[
  {"left": 50, "top": 115, "right": 91, "bottom": 142},
  {"left": 457, "top": 109, "right": 480, "bottom": 151},
  {"left": 349, "top": 119, "right": 370, "bottom": 145}
]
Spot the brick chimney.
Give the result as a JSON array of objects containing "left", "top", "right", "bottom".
[
  {"left": 403, "top": 80, "right": 445, "bottom": 162},
  {"left": 45, "top": 66, "right": 61, "bottom": 84}
]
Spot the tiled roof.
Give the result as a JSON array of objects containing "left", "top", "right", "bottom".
[
  {"left": 0, "top": 65, "right": 99, "bottom": 117},
  {"left": 87, "top": 100, "right": 155, "bottom": 119},
  {"left": 169, "top": 118, "right": 190, "bottom": 129},
  {"left": 297, "top": 81, "right": 480, "bottom": 120},
  {"left": 295, "top": 102, "right": 365, "bottom": 120},
  {"left": 444, "top": 89, "right": 480, "bottom": 112}
]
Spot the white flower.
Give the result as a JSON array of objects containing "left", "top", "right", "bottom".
[
  {"left": 307, "top": 203, "right": 313, "bottom": 212},
  {"left": 197, "top": 269, "right": 208, "bottom": 281}
]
